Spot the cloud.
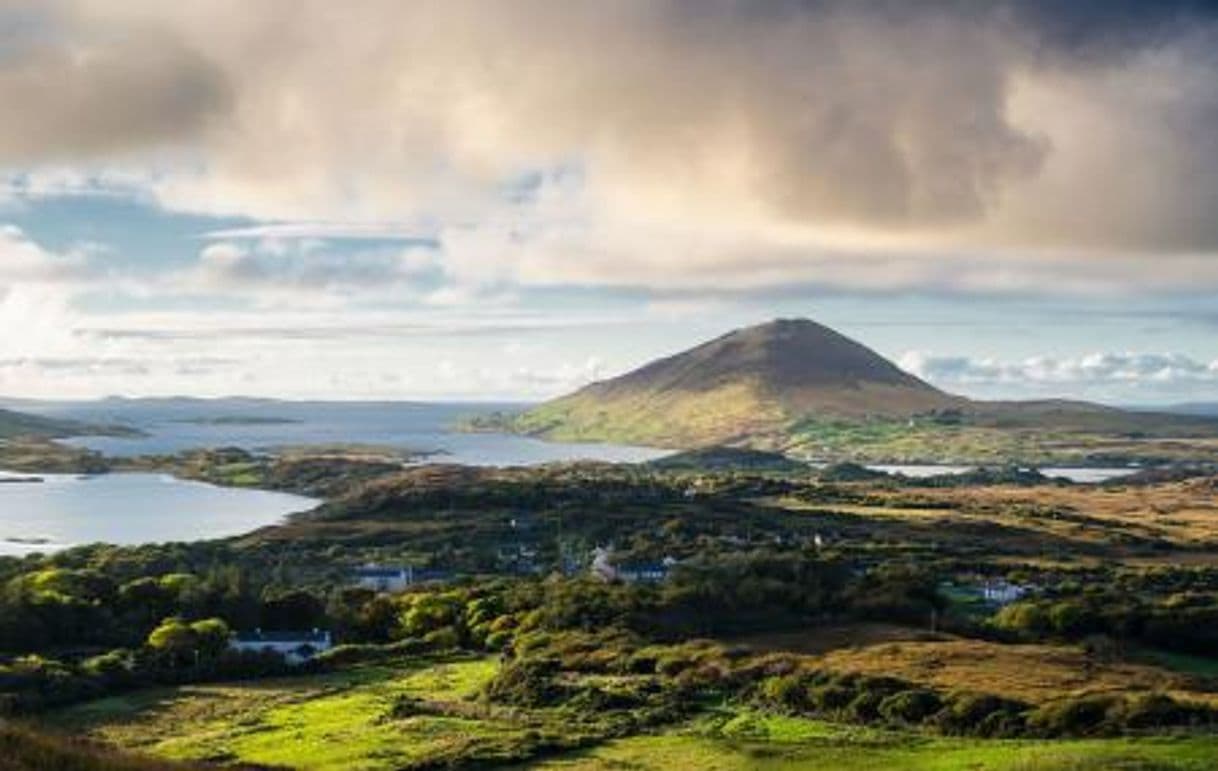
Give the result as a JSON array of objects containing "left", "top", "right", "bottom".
[
  {"left": 201, "top": 223, "right": 437, "bottom": 242},
  {"left": 0, "top": 1, "right": 1214, "bottom": 295},
  {"left": 900, "top": 350, "right": 1218, "bottom": 399},
  {"left": 192, "top": 240, "right": 442, "bottom": 296},
  {"left": 0, "top": 224, "right": 97, "bottom": 284},
  {"left": 0, "top": 4, "right": 229, "bottom": 163}
]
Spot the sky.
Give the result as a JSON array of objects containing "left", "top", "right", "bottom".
[{"left": 1, "top": 0, "right": 1218, "bottom": 405}]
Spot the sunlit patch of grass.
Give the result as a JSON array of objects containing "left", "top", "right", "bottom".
[
  {"left": 529, "top": 712, "right": 1218, "bottom": 771},
  {"left": 46, "top": 657, "right": 508, "bottom": 771}
]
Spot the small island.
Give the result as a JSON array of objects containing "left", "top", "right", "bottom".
[
  {"left": 0, "top": 475, "right": 43, "bottom": 484},
  {"left": 2, "top": 536, "right": 54, "bottom": 545}
]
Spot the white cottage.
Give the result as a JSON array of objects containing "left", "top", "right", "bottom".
[
  {"left": 230, "top": 629, "right": 332, "bottom": 664},
  {"left": 352, "top": 564, "right": 414, "bottom": 592}
]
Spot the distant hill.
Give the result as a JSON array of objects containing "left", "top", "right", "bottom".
[
  {"left": 484, "top": 318, "right": 1218, "bottom": 463},
  {"left": 500, "top": 318, "right": 961, "bottom": 448},
  {"left": 0, "top": 407, "right": 135, "bottom": 440},
  {"left": 648, "top": 446, "right": 809, "bottom": 473}
]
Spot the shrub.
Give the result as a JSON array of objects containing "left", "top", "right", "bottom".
[
  {"left": 992, "top": 602, "right": 1051, "bottom": 639},
  {"left": 936, "top": 692, "right": 1029, "bottom": 736},
  {"left": 878, "top": 689, "right": 942, "bottom": 725},
  {"left": 808, "top": 684, "right": 853, "bottom": 712},
  {"left": 655, "top": 653, "right": 696, "bottom": 678},
  {"left": 1027, "top": 695, "right": 1118, "bottom": 737},
  {"left": 846, "top": 689, "right": 885, "bottom": 722},
  {"left": 422, "top": 626, "right": 460, "bottom": 651},
  {"left": 482, "top": 658, "right": 561, "bottom": 707},
  {"left": 758, "top": 674, "right": 810, "bottom": 712},
  {"left": 485, "top": 630, "right": 513, "bottom": 652},
  {"left": 1112, "top": 693, "right": 1192, "bottom": 730}
]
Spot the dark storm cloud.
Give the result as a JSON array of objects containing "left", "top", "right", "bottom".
[
  {"left": 1006, "top": 0, "right": 1218, "bottom": 58},
  {"left": 1, "top": 0, "right": 1217, "bottom": 291},
  {"left": 0, "top": 4, "right": 231, "bottom": 163}
]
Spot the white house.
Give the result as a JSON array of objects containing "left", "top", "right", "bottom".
[
  {"left": 982, "top": 579, "right": 1029, "bottom": 605},
  {"left": 230, "top": 629, "right": 332, "bottom": 664},
  {"left": 352, "top": 564, "right": 414, "bottom": 592},
  {"left": 591, "top": 547, "right": 674, "bottom": 583},
  {"left": 352, "top": 564, "right": 453, "bottom": 592}
]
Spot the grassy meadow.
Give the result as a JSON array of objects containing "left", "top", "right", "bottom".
[
  {"left": 43, "top": 667, "right": 1218, "bottom": 771},
  {"left": 47, "top": 656, "right": 503, "bottom": 770},
  {"left": 530, "top": 720, "right": 1218, "bottom": 771},
  {"left": 40, "top": 640, "right": 1218, "bottom": 770}
]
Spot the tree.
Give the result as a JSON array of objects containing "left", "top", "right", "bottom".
[
  {"left": 190, "top": 618, "right": 231, "bottom": 658},
  {"left": 146, "top": 617, "right": 198, "bottom": 667},
  {"left": 993, "top": 601, "right": 1051, "bottom": 639}
]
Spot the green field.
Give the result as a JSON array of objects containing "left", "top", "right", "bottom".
[
  {"left": 48, "top": 656, "right": 507, "bottom": 770},
  {"left": 43, "top": 662, "right": 1218, "bottom": 771},
  {"left": 533, "top": 712, "right": 1218, "bottom": 771}
]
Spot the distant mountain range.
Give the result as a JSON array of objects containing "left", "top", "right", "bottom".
[
  {"left": 1161, "top": 403, "right": 1218, "bottom": 417},
  {"left": 484, "top": 318, "right": 1218, "bottom": 462},
  {"left": 0, "top": 408, "right": 135, "bottom": 440}
]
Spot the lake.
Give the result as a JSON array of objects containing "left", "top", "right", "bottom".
[
  {"left": 868, "top": 464, "right": 1135, "bottom": 483},
  {"left": 0, "top": 471, "right": 316, "bottom": 557},
  {"left": 49, "top": 400, "right": 671, "bottom": 466}
]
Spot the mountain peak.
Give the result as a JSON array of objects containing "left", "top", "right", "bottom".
[
  {"left": 605, "top": 317, "right": 943, "bottom": 396},
  {"left": 508, "top": 317, "right": 960, "bottom": 448}
]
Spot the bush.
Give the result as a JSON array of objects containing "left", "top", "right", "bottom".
[
  {"left": 1027, "top": 695, "right": 1118, "bottom": 737},
  {"left": 992, "top": 602, "right": 1051, "bottom": 639},
  {"left": 758, "top": 674, "right": 810, "bottom": 712},
  {"left": 482, "top": 658, "right": 561, "bottom": 707},
  {"left": 846, "top": 689, "right": 885, "bottom": 722},
  {"left": 808, "top": 684, "right": 853, "bottom": 712},
  {"left": 1113, "top": 692, "right": 1192, "bottom": 730},
  {"left": 878, "top": 689, "right": 942, "bottom": 724},
  {"left": 422, "top": 626, "right": 460, "bottom": 651},
  {"left": 655, "top": 653, "right": 696, "bottom": 678},
  {"left": 936, "top": 692, "right": 1029, "bottom": 736}
]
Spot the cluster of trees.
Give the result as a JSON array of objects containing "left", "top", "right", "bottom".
[
  {"left": 991, "top": 589, "right": 1218, "bottom": 655},
  {"left": 0, "top": 617, "right": 300, "bottom": 714},
  {"left": 0, "top": 563, "right": 324, "bottom": 653}
]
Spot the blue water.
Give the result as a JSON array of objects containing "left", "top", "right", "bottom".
[
  {"left": 46, "top": 399, "right": 670, "bottom": 466},
  {"left": 0, "top": 471, "right": 316, "bottom": 557}
]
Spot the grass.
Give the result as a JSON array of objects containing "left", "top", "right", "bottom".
[
  {"left": 770, "top": 477, "right": 1218, "bottom": 562},
  {"left": 0, "top": 722, "right": 194, "bottom": 771},
  {"left": 49, "top": 651, "right": 1218, "bottom": 771},
  {"left": 725, "top": 623, "right": 942, "bottom": 656},
  {"left": 47, "top": 656, "right": 507, "bottom": 770},
  {"left": 812, "top": 639, "right": 1203, "bottom": 706},
  {"left": 528, "top": 711, "right": 1218, "bottom": 770}
]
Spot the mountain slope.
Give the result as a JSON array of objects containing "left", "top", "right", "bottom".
[
  {"left": 509, "top": 318, "right": 961, "bottom": 448},
  {"left": 497, "top": 318, "right": 1218, "bottom": 461}
]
